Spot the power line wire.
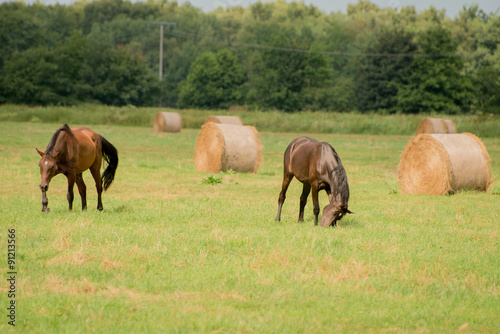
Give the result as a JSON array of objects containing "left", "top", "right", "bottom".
[{"left": 167, "top": 29, "right": 460, "bottom": 58}]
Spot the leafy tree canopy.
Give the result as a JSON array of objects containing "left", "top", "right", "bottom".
[{"left": 0, "top": 0, "right": 498, "bottom": 113}]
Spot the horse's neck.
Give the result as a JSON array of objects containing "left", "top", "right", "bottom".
[{"left": 54, "top": 131, "right": 77, "bottom": 160}]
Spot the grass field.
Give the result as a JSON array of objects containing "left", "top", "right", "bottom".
[{"left": 0, "top": 117, "right": 499, "bottom": 333}]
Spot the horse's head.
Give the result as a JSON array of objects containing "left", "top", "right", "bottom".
[
  {"left": 319, "top": 202, "right": 353, "bottom": 227},
  {"left": 36, "top": 149, "right": 60, "bottom": 192}
]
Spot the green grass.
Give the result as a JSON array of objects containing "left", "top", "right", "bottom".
[
  {"left": 0, "top": 120, "right": 498, "bottom": 333},
  {"left": 201, "top": 175, "right": 223, "bottom": 185},
  {"left": 1, "top": 104, "right": 499, "bottom": 137}
]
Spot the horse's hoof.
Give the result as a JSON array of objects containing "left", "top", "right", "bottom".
[{"left": 42, "top": 208, "right": 50, "bottom": 213}]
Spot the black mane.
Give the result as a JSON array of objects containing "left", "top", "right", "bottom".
[
  {"left": 332, "top": 164, "right": 350, "bottom": 204},
  {"left": 45, "top": 124, "right": 74, "bottom": 155}
]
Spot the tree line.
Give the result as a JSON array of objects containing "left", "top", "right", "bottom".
[{"left": 0, "top": 0, "right": 499, "bottom": 114}]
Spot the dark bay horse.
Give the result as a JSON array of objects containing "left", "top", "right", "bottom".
[
  {"left": 36, "top": 124, "right": 118, "bottom": 212},
  {"left": 275, "top": 136, "right": 352, "bottom": 227}
]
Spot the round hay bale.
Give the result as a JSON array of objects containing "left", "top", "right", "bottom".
[
  {"left": 416, "top": 117, "right": 456, "bottom": 135},
  {"left": 204, "top": 115, "right": 243, "bottom": 126},
  {"left": 153, "top": 112, "right": 182, "bottom": 133},
  {"left": 194, "top": 123, "right": 262, "bottom": 173},
  {"left": 398, "top": 133, "right": 491, "bottom": 195}
]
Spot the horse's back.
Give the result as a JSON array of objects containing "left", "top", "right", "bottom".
[
  {"left": 286, "top": 137, "right": 340, "bottom": 180},
  {"left": 286, "top": 137, "right": 320, "bottom": 181},
  {"left": 70, "top": 127, "right": 101, "bottom": 172},
  {"left": 287, "top": 137, "right": 319, "bottom": 157},
  {"left": 288, "top": 137, "right": 334, "bottom": 162}
]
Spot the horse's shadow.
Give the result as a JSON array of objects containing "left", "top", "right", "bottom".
[{"left": 338, "top": 218, "right": 362, "bottom": 229}]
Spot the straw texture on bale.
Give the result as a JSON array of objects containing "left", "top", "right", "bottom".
[
  {"left": 153, "top": 112, "right": 182, "bottom": 133},
  {"left": 204, "top": 115, "right": 243, "bottom": 126},
  {"left": 195, "top": 123, "right": 262, "bottom": 173},
  {"left": 416, "top": 117, "right": 456, "bottom": 135},
  {"left": 398, "top": 133, "right": 491, "bottom": 195}
]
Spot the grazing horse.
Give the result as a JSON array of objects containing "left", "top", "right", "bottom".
[
  {"left": 275, "top": 136, "right": 352, "bottom": 227},
  {"left": 36, "top": 124, "right": 118, "bottom": 212}
]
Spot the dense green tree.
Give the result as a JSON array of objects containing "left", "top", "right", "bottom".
[
  {"left": 245, "top": 23, "right": 311, "bottom": 111},
  {"left": 455, "top": 6, "right": 500, "bottom": 113},
  {"left": 1, "top": 47, "right": 71, "bottom": 105},
  {"left": 178, "top": 48, "right": 245, "bottom": 108},
  {"left": 0, "top": 3, "right": 75, "bottom": 68},
  {"left": 0, "top": 31, "right": 157, "bottom": 106},
  {"left": 81, "top": 0, "right": 133, "bottom": 34},
  {"left": 355, "top": 27, "right": 417, "bottom": 112},
  {"left": 0, "top": 0, "right": 498, "bottom": 112},
  {"left": 396, "top": 24, "right": 474, "bottom": 113},
  {"left": 78, "top": 36, "right": 158, "bottom": 106}
]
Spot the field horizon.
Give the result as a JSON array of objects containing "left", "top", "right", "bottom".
[{"left": 1, "top": 104, "right": 499, "bottom": 138}]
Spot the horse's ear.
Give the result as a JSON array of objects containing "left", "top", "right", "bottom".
[
  {"left": 341, "top": 205, "right": 353, "bottom": 215},
  {"left": 52, "top": 151, "right": 60, "bottom": 157},
  {"left": 36, "top": 148, "right": 45, "bottom": 157}
]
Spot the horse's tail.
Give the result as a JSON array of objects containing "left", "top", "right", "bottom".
[{"left": 99, "top": 135, "right": 119, "bottom": 191}]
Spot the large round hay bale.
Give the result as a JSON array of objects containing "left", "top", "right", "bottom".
[
  {"left": 398, "top": 133, "right": 491, "bottom": 195},
  {"left": 204, "top": 115, "right": 243, "bottom": 126},
  {"left": 153, "top": 112, "right": 182, "bottom": 133},
  {"left": 194, "top": 123, "right": 262, "bottom": 173},
  {"left": 416, "top": 117, "right": 456, "bottom": 135}
]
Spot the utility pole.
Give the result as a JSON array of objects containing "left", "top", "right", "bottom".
[{"left": 148, "top": 22, "right": 176, "bottom": 107}]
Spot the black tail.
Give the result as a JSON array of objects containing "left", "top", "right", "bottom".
[{"left": 100, "top": 135, "right": 119, "bottom": 191}]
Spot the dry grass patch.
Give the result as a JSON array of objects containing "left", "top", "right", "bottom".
[{"left": 47, "top": 250, "right": 95, "bottom": 266}]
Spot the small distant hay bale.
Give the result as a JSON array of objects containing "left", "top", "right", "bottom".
[
  {"left": 398, "top": 133, "right": 491, "bottom": 195},
  {"left": 416, "top": 117, "right": 456, "bottom": 135},
  {"left": 228, "top": 105, "right": 248, "bottom": 111},
  {"left": 194, "top": 123, "right": 262, "bottom": 173},
  {"left": 204, "top": 115, "right": 243, "bottom": 126},
  {"left": 153, "top": 112, "right": 182, "bottom": 133}
]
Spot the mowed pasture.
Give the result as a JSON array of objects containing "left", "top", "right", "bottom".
[{"left": 0, "top": 120, "right": 498, "bottom": 333}]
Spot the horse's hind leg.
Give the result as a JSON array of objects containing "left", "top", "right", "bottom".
[
  {"left": 76, "top": 173, "right": 87, "bottom": 211},
  {"left": 298, "top": 183, "right": 311, "bottom": 222},
  {"left": 90, "top": 162, "right": 103, "bottom": 211},
  {"left": 66, "top": 172, "right": 76, "bottom": 211},
  {"left": 276, "top": 172, "right": 294, "bottom": 221}
]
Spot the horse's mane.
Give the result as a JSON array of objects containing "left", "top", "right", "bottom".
[
  {"left": 45, "top": 124, "right": 75, "bottom": 155},
  {"left": 331, "top": 163, "right": 350, "bottom": 205}
]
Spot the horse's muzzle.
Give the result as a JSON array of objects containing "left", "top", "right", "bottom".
[{"left": 40, "top": 184, "right": 49, "bottom": 192}]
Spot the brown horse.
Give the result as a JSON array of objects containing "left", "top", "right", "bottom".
[
  {"left": 36, "top": 124, "right": 118, "bottom": 212},
  {"left": 275, "top": 136, "right": 352, "bottom": 227}
]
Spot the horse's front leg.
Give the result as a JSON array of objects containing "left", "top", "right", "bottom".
[
  {"left": 76, "top": 173, "right": 87, "bottom": 211},
  {"left": 66, "top": 173, "right": 76, "bottom": 211},
  {"left": 311, "top": 182, "right": 320, "bottom": 226},
  {"left": 41, "top": 189, "right": 49, "bottom": 213}
]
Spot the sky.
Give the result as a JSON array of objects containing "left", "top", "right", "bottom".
[
  {"left": 183, "top": 0, "right": 499, "bottom": 18},
  {"left": 2, "top": 0, "right": 499, "bottom": 18}
]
